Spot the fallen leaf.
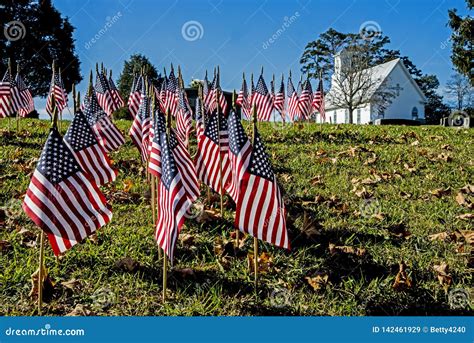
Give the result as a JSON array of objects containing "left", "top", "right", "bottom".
[
  {"left": 459, "top": 230, "right": 474, "bottom": 245},
  {"left": 173, "top": 268, "right": 196, "bottom": 279},
  {"left": 196, "top": 209, "right": 220, "bottom": 223},
  {"left": 305, "top": 274, "right": 329, "bottom": 291},
  {"left": 66, "top": 304, "right": 94, "bottom": 316},
  {"left": 433, "top": 262, "right": 452, "bottom": 288},
  {"left": 392, "top": 262, "right": 412, "bottom": 291},
  {"left": 457, "top": 213, "right": 474, "bottom": 220},
  {"left": 114, "top": 257, "right": 140, "bottom": 272},
  {"left": 61, "top": 279, "right": 81, "bottom": 291},
  {"left": 363, "top": 153, "right": 378, "bottom": 165},
  {"left": 310, "top": 175, "right": 323, "bottom": 185},
  {"left": 441, "top": 144, "right": 453, "bottom": 151},
  {"left": 0, "top": 240, "right": 12, "bottom": 252},
  {"left": 428, "top": 231, "right": 455, "bottom": 242},
  {"left": 437, "top": 153, "right": 452, "bottom": 162},
  {"left": 328, "top": 243, "right": 366, "bottom": 257},
  {"left": 429, "top": 188, "right": 451, "bottom": 198},
  {"left": 122, "top": 179, "right": 133, "bottom": 192},
  {"left": 248, "top": 252, "right": 273, "bottom": 274},
  {"left": 388, "top": 223, "right": 411, "bottom": 239},
  {"left": 403, "top": 163, "right": 416, "bottom": 173},
  {"left": 29, "top": 266, "right": 55, "bottom": 300},
  {"left": 179, "top": 233, "right": 195, "bottom": 246},
  {"left": 460, "top": 184, "right": 474, "bottom": 195},
  {"left": 410, "top": 140, "right": 419, "bottom": 146}
]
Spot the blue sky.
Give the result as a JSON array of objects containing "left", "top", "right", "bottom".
[{"left": 37, "top": 0, "right": 467, "bottom": 118}]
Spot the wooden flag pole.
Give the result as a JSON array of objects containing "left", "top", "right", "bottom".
[
  {"left": 231, "top": 89, "right": 240, "bottom": 248},
  {"left": 251, "top": 104, "right": 259, "bottom": 289},
  {"left": 37, "top": 231, "right": 45, "bottom": 315},
  {"left": 272, "top": 73, "right": 276, "bottom": 126},
  {"left": 162, "top": 108, "right": 172, "bottom": 303},
  {"left": 215, "top": 86, "right": 224, "bottom": 216},
  {"left": 281, "top": 73, "right": 286, "bottom": 127},
  {"left": 58, "top": 67, "right": 64, "bottom": 132}
]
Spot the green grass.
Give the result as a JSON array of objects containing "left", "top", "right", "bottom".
[{"left": 0, "top": 119, "right": 473, "bottom": 316}]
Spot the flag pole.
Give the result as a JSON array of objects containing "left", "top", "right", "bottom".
[
  {"left": 15, "top": 63, "right": 20, "bottom": 133},
  {"left": 232, "top": 89, "right": 240, "bottom": 248},
  {"left": 215, "top": 87, "right": 224, "bottom": 216},
  {"left": 281, "top": 73, "right": 286, "bottom": 127},
  {"left": 163, "top": 108, "right": 172, "bottom": 303},
  {"left": 272, "top": 73, "right": 275, "bottom": 127},
  {"left": 251, "top": 104, "right": 259, "bottom": 289},
  {"left": 72, "top": 84, "right": 76, "bottom": 114}
]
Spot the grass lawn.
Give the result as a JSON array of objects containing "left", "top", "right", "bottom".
[{"left": 0, "top": 118, "right": 473, "bottom": 316}]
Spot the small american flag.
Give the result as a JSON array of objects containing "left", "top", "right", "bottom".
[
  {"left": 148, "top": 108, "right": 167, "bottom": 178},
  {"left": 0, "top": 69, "right": 22, "bottom": 117},
  {"left": 95, "top": 72, "right": 116, "bottom": 116},
  {"left": 195, "top": 111, "right": 237, "bottom": 202},
  {"left": 15, "top": 72, "right": 35, "bottom": 117},
  {"left": 64, "top": 112, "right": 118, "bottom": 186},
  {"left": 128, "top": 75, "right": 144, "bottom": 118},
  {"left": 22, "top": 128, "right": 112, "bottom": 256},
  {"left": 165, "top": 68, "right": 178, "bottom": 116},
  {"left": 236, "top": 76, "right": 250, "bottom": 119},
  {"left": 195, "top": 97, "right": 205, "bottom": 139},
  {"left": 83, "top": 93, "right": 125, "bottom": 153},
  {"left": 253, "top": 75, "right": 273, "bottom": 121},
  {"left": 205, "top": 73, "right": 228, "bottom": 115},
  {"left": 129, "top": 96, "right": 152, "bottom": 162},
  {"left": 274, "top": 75, "right": 285, "bottom": 118},
  {"left": 154, "top": 131, "right": 192, "bottom": 263},
  {"left": 227, "top": 110, "right": 252, "bottom": 204},
  {"left": 235, "top": 127, "right": 289, "bottom": 249},
  {"left": 298, "top": 79, "right": 313, "bottom": 120},
  {"left": 108, "top": 73, "right": 125, "bottom": 109},
  {"left": 312, "top": 78, "right": 326, "bottom": 122},
  {"left": 287, "top": 76, "right": 299, "bottom": 122},
  {"left": 176, "top": 89, "right": 192, "bottom": 146},
  {"left": 46, "top": 72, "right": 68, "bottom": 117}
]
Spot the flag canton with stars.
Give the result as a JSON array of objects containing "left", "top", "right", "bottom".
[
  {"left": 203, "top": 112, "right": 219, "bottom": 144},
  {"left": 249, "top": 130, "right": 274, "bottom": 181},
  {"left": 95, "top": 74, "right": 110, "bottom": 94},
  {"left": 159, "top": 132, "right": 178, "bottom": 189},
  {"left": 169, "top": 129, "right": 179, "bottom": 150},
  {"left": 287, "top": 77, "right": 295, "bottom": 94},
  {"left": 37, "top": 129, "right": 81, "bottom": 184},
  {"left": 195, "top": 97, "right": 202, "bottom": 121},
  {"left": 83, "top": 93, "right": 104, "bottom": 125},
  {"left": 167, "top": 70, "right": 178, "bottom": 92},
  {"left": 64, "top": 112, "right": 99, "bottom": 151},
  {"left": 255, "top": 75, "right": 269, "bottom": 95},
  {"left": 138, "top": 97, "right": 150, "bottom": 120},
  {"left": 228, "top": 111, "right": 248, "bottom": 155},
  {"left": 153, "top": 110, "right": 166, "bottom": 143}
]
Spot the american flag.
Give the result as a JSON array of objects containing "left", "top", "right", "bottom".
[
  {"left": 158, "top": 75, "right": 167, "bottom": 113},
  {"left": 83, "top": 93, "right": 125, "bottom": 153},
  {"left": 64, "top": 112, "right": 117, "bottom": 186},
  {"left": 227, "top": 110, "right": 252, "bottom": 204},
  {"left": 165, "top": 68, "right": 178, "bottom": 116},
  {"left": 0, "top": 69, "right": 22, "bottom": 117},
  {"left": 195, "top": 97, "right": 205, "bottom": 139},
  {"left": 204, "top": 73, "right": 228, "bottom": 115},
  {"left": 312, "top": 78, "right": 326, "bottom": 122},
  {"left": 128, "top": 74, "right": 144, "bottom": 118},
  {"left": 298, "top": 79, "right": 313, "bottom": 120},
  {"left": 95, "top": 72, "right": 116, "bottom": 116},
  {"left": 15, "top": 72, "right": 35, "bottom": 117},
  {"left": 46, "top": 72, "right": 68, "bottom": 117},
  {"left": 148, "top": 108, "right": 167, "bottom": 178},
  {"left": 176, "top": 89, "right": 192, "bottom": 146},
  {"left": 22, "top": 128, "right": 112, "bottom": 256},
  {"left": 108, "top": 73, "right": 124, "bottom": 109},
  {"left": 195, "top": 111, "right": 237, "bottom": 202},
  {"left": 154, "top": 131, "right": 192, "bottom": 263},
  {"left": 236, "top": 76, "right": 250, "bottom": 119},
  {"left": 129, "top": 96, "right": 152, "bottom": 162},
  {"left": 287, "top": 75, "right": 299, "bottom": 122},
  {"left": 253, "top": 75, "right": 273, "bottom": 121},
  {"left": 274, "top": 75, "right": 285, "bottom": 117},
  {"left": 249, "top": 74, "right": 255, "bottom": 110},
  {"left": 235, "top": 127, "right": 289, "bottom": 249}
]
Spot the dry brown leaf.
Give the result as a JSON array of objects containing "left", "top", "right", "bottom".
[
  {"left": 29, "top": 266, "right": 55, "bottom": 299},
  {"left": 352, "top": 186, "right": 373, "bottom": 199},
  {"left": 310, "top": 175, "right": 323, "bottom": 185},
  {"left": 437, "top": 153, "right": 452, "bottom": 162},
  {"left": 433, "top": 262, "right": 452, "bottom": 287},
  {"left": 429, "top": 188, "right": 451, "bottom": 198},
  {"left": 410, "top": 140, "right": 420, "bottom": 146},
  {"left": 248, "top": 252, "right": 273, "bottom": 274},
  {"left": 403, "top": 163, "right": 416, "bottom": 173},
  {"left": 305, "top": 274, "right": 329, "bottom": 291},
  {"left": 196, "top": 208, "right": 220, "bottom": 223},
  {"left": 122, "top": 179, "right": 133, "bottom": 192},
  {"left": 66, "top": 304, "right": 94, "bottom": 316},
  {"left": 179, "top": 233, "right": 195, "bottom": 246},
  {"left": 428, "top": 231, "right": 454, "bottom": 242},
  {"left": 114, "top": 257, "right": 140, "bottom": 272},
  {"left": 400, "top": 191, "right": 412, "bottom": 199},
  {"left": 328, "top": 243, "right": 366, "bottom": 257},
  {"left": 460, "top": 184, "right": 474, "bottom": 195},
  {"left": 61, "top": 279, "right": 81, "bottom": 291},
  {"left": 457, "top": 213, "right": 474, "bottom": 220},
  {"left": 363, "top": 153, "right": 378, "bottom": 165},
  {"left": 459, "top": 230, "right": 474, "bottom": 245},
  {"left": 0, "top": 239, "right": 11, "bottom": 252},
  {"left": 441, "top": 144, "right": 453, "bottom": 151},
  {"left": 392, "top": 262, "right": 412, "bottom": 291}
]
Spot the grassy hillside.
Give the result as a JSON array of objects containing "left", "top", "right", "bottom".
[{"left": 0, "top": 119, "right": 473, "bottom": 316}]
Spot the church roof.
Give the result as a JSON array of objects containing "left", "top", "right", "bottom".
[{"left": 325, "top": 58, "right": 426, "bottom": 110}]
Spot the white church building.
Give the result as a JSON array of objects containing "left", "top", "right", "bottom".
[{"left": 319, "top": 57, "right": 426, "bottom": 124}]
